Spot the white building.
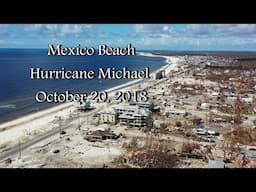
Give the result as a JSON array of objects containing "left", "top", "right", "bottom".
[
  {"left": 211, "top": 92, "right": 219, "bottom": 98},
  {"left": 164, "top": 108, "right": 186, "bottom": 116},
  {"left": 73, "top": 99, "right": 92, "bottom": 110},
  {"left": 241, "top": 96, "right": 253, "bottom": 103},
  {"left": 129, "top": 100, "right": 154, "bottom": 110},
  {"left": 97, "top": 107, "right": 117, "bottom": 125},
  {"left": 113, "top": 105, "right": 152, "bottom": 127},
  {"left": 201, "top": 103, "right": 210, "bottom": 110},
  {"left": 153, "top": 120, "right": 166, "bottom": 129}
]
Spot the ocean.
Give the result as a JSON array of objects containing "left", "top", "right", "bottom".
[{"left": 0, "top": 49, "right": 166, "bottom": 124}]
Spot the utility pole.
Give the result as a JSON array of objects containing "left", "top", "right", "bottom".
[
  {"left": 76, "top": 111, "right": 80, "bottom": 130},
  {"left": 18, "top": 140, "right": 21, "bottom": 159},
  {"left": 58, "top": 116, "right": 62, "bottom": 138}
]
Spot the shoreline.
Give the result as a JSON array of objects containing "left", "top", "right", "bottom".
[
  {"left": 0, "top": 53, "right": 180, "bottom": 148},
  {"left": 0, "top": 53, "right": 169, "bottom": 129}
]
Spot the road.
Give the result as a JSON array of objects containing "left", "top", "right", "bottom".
[
  {"left": 0, "top": 105, "right": 105, "bottom": 162},
  {"left": 0, "top": 62, "right": 187, "bottom": 162},
  {"left": 0, "top": 81, "right": 141, "bottom": 163},
  {"left": 0, "top": 122, "right": 73, "bottom": 162}
]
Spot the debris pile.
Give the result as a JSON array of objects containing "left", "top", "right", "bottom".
[{"left": 115, "top": 137, "right": 178, "bottom": 168}]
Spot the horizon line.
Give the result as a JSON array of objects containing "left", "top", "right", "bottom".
[{"left": 0, "top": 48, "right": 256, "bottom": 52}]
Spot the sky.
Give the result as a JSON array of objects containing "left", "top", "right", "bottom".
[{"left": 0, "top": 24, "right": 256, "bottom": 51}]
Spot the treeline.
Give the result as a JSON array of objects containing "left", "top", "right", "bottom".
[{"left": 230, "top": 60, "right": 256, "bottom": 69}]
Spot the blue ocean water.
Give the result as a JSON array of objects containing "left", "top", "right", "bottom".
[{"left": 0, "top": 49, "right": 166, "bottom": 123}]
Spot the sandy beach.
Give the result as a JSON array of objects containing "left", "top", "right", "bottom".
[{"left": 0, "top": 53, "right": 181, "bottom": 152}]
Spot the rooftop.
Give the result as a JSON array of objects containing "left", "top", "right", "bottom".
[
  {"left": 98, "top": 107, "right": 117, "bottom": 115},
  {"left": 207, "top": 160, "right": 225, "bottom": 168}
]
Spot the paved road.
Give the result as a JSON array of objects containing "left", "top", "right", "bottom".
[
  {"left": 0, "top": 122, "right": 74, "bottom": 162},
  {"left": 0, "top": 63, "right": 188, "bottom": 163},
  {"left": 0, "top": 105, "right": 105, "bottom": 162}
]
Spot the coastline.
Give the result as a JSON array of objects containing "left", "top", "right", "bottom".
[
  {"left": 0, "top": 52, "right": 169, "bottom": 128},
  {"left": 0, "top": 53, "right": 180, "bottom": 149}
]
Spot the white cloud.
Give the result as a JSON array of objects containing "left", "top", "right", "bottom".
[
  {"left": 134, "top": 24, "right": 173, "bottom": 34},
  {"left": 23, "top": 24, "right": 95, "bottom": 37},
  {"left": 45, "top": 24, "right": 58, "bottom": 32},
  {"left": 186, "top": 24, "right": 211, "bottom": 35},
  {"left": 134, "top": 30, "right": 256, "bottom": 50},
  {"left": 24, "top": 24, "right": 57, "bottom": 33},
  {"left": 163, "top": 26, "right": 169, "bottom": 31},
  {"left": 60, "top": 24, "right": 83, "bottom": 36},
  {"left": 3, "top": 24, "right": 256, "bottom": 50},
  {"left": 134, "top": 24, "right": 256, "bottom": 40},
  {"left": 212, "top": 24, "right": 256, "bottom": 35},
  {"left": 24, "top": 24, "right": 43, "bottom": 32}
]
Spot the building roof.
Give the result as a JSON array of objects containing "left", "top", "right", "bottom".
[
  {"left": 166, "top": 109, "right": 186, "bottom": 114},
  {"left": 212, "top": 92, "right": 219, "bottom": 96},
  {"left": 119, "top": 109, "right": 150, "bottom": 119},
  {"left": 129, "top": 100, "right": 153, "bottom": 106},
  {"left": 98, "top": 107, "right": 117, "bottom": 115},
  {"left": 207, "top": 160, "right": 225, "bottom": 168},
  {"left": 241, "top": 97, "right": 253, "bottom": 103},
  {"left": 113, "top": 104, "right": 151, "bottom": 116},
  {"left": 201, "top": 103, "right": 210, "bottom": 109},
  {"left": 113, "top": 104, "right": 139, "bottom": 111},
  {"left": 244, "top": 149, "right": 256, "bottom": 158},
  {"left": 225, "top": 89, "right": 236, "bottom": 93},
  {"left": 73, "top": 99, "right": 91, "bottom": 108},
  {"left": 87, "top": 130, "right": 118, "bottom": 138},
  {"left": 196, "top": 125, "right": 205, "bottom": 129}
]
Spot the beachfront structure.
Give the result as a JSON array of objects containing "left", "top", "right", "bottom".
[
  {"left": 113, "top": 105, "right": 152, "bottom": 127},
  {"left": 97, "top": 108, "right": 117, "bottom": 125},
  {"left": 129, "top": 100, "right": 154, "bottom": 111},
  {"left": 73, "top": 99, "right": 92, "bottom": 110},
  {"left": 118, "top": 109, "right": 151, "bottom": 127},
  {"left": 151, "top": 70, "right": 165, "bottom": 80}
]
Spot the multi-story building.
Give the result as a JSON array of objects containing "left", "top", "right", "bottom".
[
  {"left": 97, "top": 104, "right": 152, "bottom": 127},
  {"left": 113, "top": 105, "right": 152, "bottom": 128},
  {"left": 129, "top": 100, "right": 154, "bottom": 111},
  {"left": 97, "top": 108, "right": 117, "bottom": 125}
]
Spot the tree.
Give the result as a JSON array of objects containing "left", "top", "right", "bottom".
[
  {"left": 175, "top": 121, "right": 182, "bottom": 128},
  {"left": 221, "top": 132, "right": 242, "bottom": 160}
]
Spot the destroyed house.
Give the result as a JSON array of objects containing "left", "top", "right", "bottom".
[
  {"left": 73, "top": 99, "right": 92, "bottom": 110},
  {"left": 85, "top": 130, "right": 119, "bottom": 142}
]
